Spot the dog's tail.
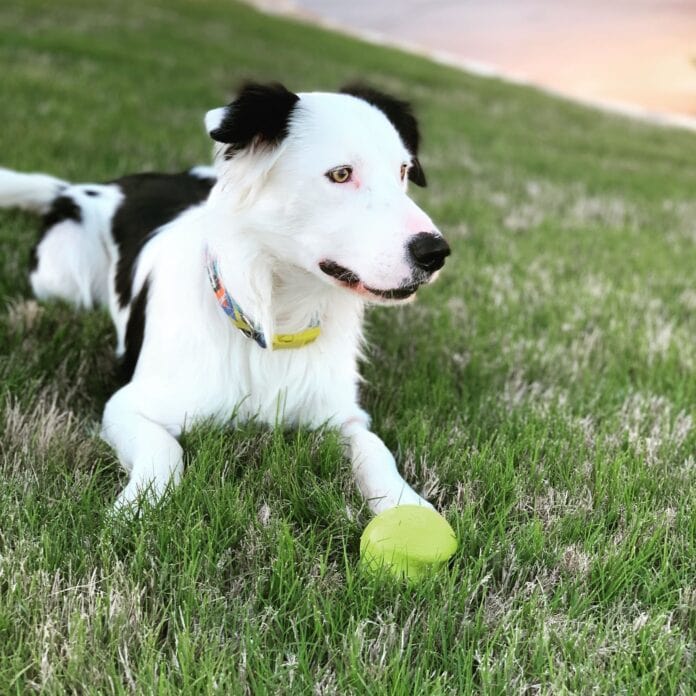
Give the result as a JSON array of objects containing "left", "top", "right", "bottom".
[{"left": 0, "top": 167, "right": 68, "bottom": 214}]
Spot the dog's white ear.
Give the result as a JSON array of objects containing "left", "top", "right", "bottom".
[
  {"left": 205, "top": 82, "right": 299, "bottom": 156},
  {"left": 204, "top": 107, "right": 227, "bottom": 135}
]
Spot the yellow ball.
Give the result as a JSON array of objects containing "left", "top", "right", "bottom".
[{"left": 360, "top": 505, "right": 458, "bottom": 581}]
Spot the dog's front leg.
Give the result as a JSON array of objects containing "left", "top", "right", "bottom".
[
  {"left": 341, "top": 418, "right": 433, "bottom": 514},
  {"left": 101, "top": 386, "right": 184, "bottom": 511}
]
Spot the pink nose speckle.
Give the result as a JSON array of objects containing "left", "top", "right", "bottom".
[{"left": 406, "top": 212, "right": 434, "bottom": 234}]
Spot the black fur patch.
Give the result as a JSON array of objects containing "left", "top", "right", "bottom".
[
  {"left": 111, "top": 170, "right": 214, "bottom": 309},
  {"left": 30, "top": 195, "right": 83, "bottom": 271},
  {"left": 119, "top": 277, "right": 149, "bottom": 382},
  {"left": 340, "top": 83, "right": 427, "bottom": 187},
  {"left": 29, "top": 245, "right": 39, "bottom": 272},
  {"left": 209, "top": 82, "right": 299, "bottom": 156},
  {"left": 319, "top": 260, "right": 360, "bottom": 286},
  {"left": 42, "top": 195, "right": 82, "bottom": 228}
]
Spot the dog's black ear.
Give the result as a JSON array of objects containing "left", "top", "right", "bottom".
[
  {"left": 340, "top": 83, "right": 427, "bottom": 187},
  {"left": 205, "top": 82, "right": 299, "bottom": 155}
]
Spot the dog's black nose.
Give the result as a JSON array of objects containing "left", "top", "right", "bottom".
[{"left": 408, "top": 232, "right": 450, "bottom": 273}]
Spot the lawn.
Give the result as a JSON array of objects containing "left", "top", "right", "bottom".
[{"left": 1, "top": 0, "right": 695, "bottom": 693}]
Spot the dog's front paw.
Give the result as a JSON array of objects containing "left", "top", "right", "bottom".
[
  {"left": 110, "top": 481, "right": 145, "bottom": 518},
  {"left": 112, "top": 477, "right": 168, "bottom": 516}
]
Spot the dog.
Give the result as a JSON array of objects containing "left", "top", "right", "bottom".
[{"left": 0, "top": 82, "right": 450, "bottom": 514}]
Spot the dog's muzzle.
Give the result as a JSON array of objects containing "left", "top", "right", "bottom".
[
  {"left": 319, "top": 233, "right": 449, "bottom": 300},
  {"left": 319, "top": 260, "right": 421, "bottom": 300}
]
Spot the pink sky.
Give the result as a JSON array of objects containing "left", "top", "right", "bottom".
[{"left": 256, "top": 0, "right": 696, "bottom": 123}]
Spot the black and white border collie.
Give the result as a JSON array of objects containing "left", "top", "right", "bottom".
[{"left": 0, "top": 83, "right": 450, "bottom": 514}]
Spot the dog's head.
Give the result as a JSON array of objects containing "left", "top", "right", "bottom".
[{"left": 205, "top": 82, "right": 449, "bottom": 304}]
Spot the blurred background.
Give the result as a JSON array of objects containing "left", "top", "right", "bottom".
[{"left": 252, "top": 0, "right": 696, "bottom": 128}]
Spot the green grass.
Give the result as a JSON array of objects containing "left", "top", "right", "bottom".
[{"left": 1, "top": 0, "right": 695, "bottom": 692}]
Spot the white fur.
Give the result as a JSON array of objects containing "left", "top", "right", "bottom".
[
  {"left": 2, "top": 90, "right": 447, "bottom": 515},
  {"left": 30, "top": 184, "right": 122, "bottom": 309},
  {"left": 0, "top": 167, "right": 66, "bottom": 213}
]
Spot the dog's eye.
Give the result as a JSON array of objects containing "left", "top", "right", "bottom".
[
  {"left": 400, "top": 163, "right": 408, "bottom": 181},
  {"left": 326, "top": 166, "right": 352, "bottom": 184}
]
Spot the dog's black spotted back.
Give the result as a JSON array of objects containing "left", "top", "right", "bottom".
[
  {"left": 111, "top": 169, "right": 215, "bottom": 381},
  {"left": 111, "top": 170, "right": 215, "bottom": 310}
]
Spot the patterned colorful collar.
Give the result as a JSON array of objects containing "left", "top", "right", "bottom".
[{"left": 205, "top": 247, "right": 321, "bottom": 350}]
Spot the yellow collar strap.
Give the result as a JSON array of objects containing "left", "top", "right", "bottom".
[{"left": 205, "top": 247, "right": 321, "bottom": 350}]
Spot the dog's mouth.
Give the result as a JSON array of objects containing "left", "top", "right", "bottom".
[{"left": 319, "top": 260, "right": 421, "bottom": 300}]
